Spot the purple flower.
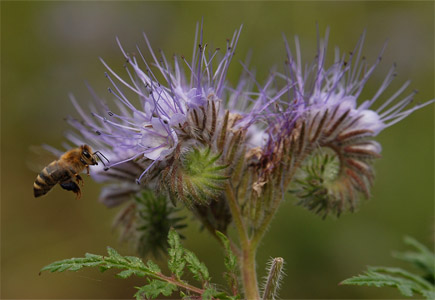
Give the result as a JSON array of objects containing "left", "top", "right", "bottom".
[
  {"left": 65, "top": 23, "right": 285, "bottom": 207},
  {"left": 64, "top": 24, "right": 432, "bottom": 217},
  {"left": 269, "top": 28, "right": 434, "bottom": 216}
]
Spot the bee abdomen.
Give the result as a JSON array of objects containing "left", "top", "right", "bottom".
[{"left": 33, "top": 163, "right": 61, "bottom": 198}]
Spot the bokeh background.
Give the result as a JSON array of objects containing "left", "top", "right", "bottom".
[{"left": 2, "top": 1, "right": 433, "bottom": 299}]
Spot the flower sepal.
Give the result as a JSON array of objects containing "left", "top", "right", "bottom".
[{"left": 161, "top": 146, "right": 230, "bottom": 207}]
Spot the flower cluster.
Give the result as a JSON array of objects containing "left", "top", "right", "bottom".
[{"left": 61, "top": 23, "right": 433, "bottom": 254}]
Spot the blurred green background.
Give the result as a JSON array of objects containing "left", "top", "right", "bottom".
[{"left": 2, "top": 1, "right": 433, "bottom": 299}]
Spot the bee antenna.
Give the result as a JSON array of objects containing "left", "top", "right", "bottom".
[{"left": 93, "top": 151, "right": 110, "bottom": 167}]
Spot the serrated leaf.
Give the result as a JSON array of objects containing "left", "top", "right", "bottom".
[
  {"left": 393, "top": 236, "right": 434, "bottom": 278},
  {"left": 341, "top": 267, "right": 434, "bottom": 298},
  {"left": 168, "top": 228, "right": 185, "bottom": 279},
  {"left": 41, "top": 256, "right": 103, "bottom": 273},
  {"left": 216, "top": 231, "right": 237, "bottom": 272},
  {"left": 117, "top": 269, "right": 135, "bottom": 279},
  {"left": 341, "top": 237, "right": 435, "bottom": 299},
  {"left": 126, "top": 256, "right": 146, "bottom": 268},
  {"left": 41, "top": 247, "right": 154, "bottom": 279},
  {"left": 202, "top": 288, "right": 236, "bottom": 300},
  {"left": 184, "top": 249, "right": 210, "bottom": 283},
  {"left": 202, "top": 286, "right": 218, "bottom": 300},
  {"left": 107, "top": 247, "right": 121, "bottom": 258},
  {"left": 216, "top": 231, "right": 239, "bottom": 294},
  {"left": 368, "top": 266, "right": 432, "bottom": 289},
  {"left": 134, "top": 280, "right": 177, "bottom": 299},
  {"left": 99, "top": 266, "right": 110, "bottom": 273},
  {"left": 146, "top": 260, "right": 161, "bottom": 274},
  {"left": 85, "top": 253, "right": 103, "bottom": 259},
  {"left": 342, "top": 271, "right": 412, "bottom": 296},
  {"left": 422, "top": 289, "right": 435, "bottom": 299}
]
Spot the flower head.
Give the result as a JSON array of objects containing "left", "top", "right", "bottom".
[
  {"left": 274, "top": 28, "right": 434, "bottom": 216},
  {"left": 65, "top": 24, "right": 433, "bottom": 222},
  {"left": 65, "top": 22, "right": 284, "bottom": 209}
]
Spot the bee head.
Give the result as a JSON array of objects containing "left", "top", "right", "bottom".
[{"left": 80, "top": 145, "right": 98, "bottom": 166}]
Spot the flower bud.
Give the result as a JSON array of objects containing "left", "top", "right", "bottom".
[{"left": 162, "top": 147, "right": 230, "bottom": 207}]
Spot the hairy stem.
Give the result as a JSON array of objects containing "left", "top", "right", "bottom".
[
  {"left": 241, "top": 241, "right": 260, "bottom": 299},
  {"left": 225, "top": 184, "right": 260, "bottom": 299},
  {"left": 157, "top": 273, "right": 204, "bottom": 295},
  {"left": 262, "top": 257, "right": 284, "bottom": 300},
  {"left": 252, "top": 157, "right": 305, "bottom": 248},
  {"left": 251, "top": 197, "right": 280, "bottom": 249}
]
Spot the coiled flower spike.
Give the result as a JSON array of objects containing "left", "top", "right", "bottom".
[{"left": 267, "top": 28, "right": 434, "bottom": 217}]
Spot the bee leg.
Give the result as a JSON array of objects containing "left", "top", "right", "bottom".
[
  {"left": 60, "top": 181, "right": 81, "bottom": 199},
  {"left": 86, "top": 165, "right": 90, "bottom": 176},
  {"left": 75, "top": 189, "right": 82, "bottom": 200},
  {"left": 75, "top": 174, "right": 84, "bottom": 187}
]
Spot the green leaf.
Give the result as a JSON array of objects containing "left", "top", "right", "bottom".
[
  {"left": 341, "top": 267, "right": 434, "bottom": 298},
  {"left": 107, "top": 247, "right": 124, "bottom": 261},
  {"left": 134, "top": 280, "right": 177, "bottom": 300},
  {"left": 393, "top": 236, "right": 434, "bottom": 278},
  {"left": 202, "top": 288, "right": 239, "bottom": 300},
  {"left": 168, "top": 228, "right": 186, "bottom": 279},
  {"left": 184, "top": 249, "right": 210, "bottom": 283},
  {"left": 216, "top": 231, "right": 238, "bottom": 273},
  {"left": 146, "top": 260, "right": 161, "bottom": 274},
  {"left": 216, "top": 231, "right": 239, "bottom": 294},
  {"left": 117, "top": 269, "right": 135, "bottom": 279},
  {"left": 368, "top": 266, "right": 433, "bottom": 290},
  {"left": 41, "top": 232, "right": 222, "bottom": 299},
  {"left": 41, "top": 255, "right": 103, "bottom": 273},
  {"left": 41, "top": 247, "right": 154, "bottom": 278},
  {"left": 341, "top": 237, "right": 434, "bottom": 299},
  {"left": 202, "top": 286, "right": 218, "bottom": 300}
]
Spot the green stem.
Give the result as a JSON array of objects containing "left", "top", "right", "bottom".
[
  {"left": 225, "top": 184, "right": 248, "bottom": 244},
  {"left": 241, "top": 241, "right": 259, "bottom": 299},
  {"left": 98, "top": 259, "right": 205, "bottom": 295},
  {"left": 252, "top": 158, "right": 304, "bottom": 248},
  {"left": 251, "top": 187, "right": 283, "bottom": 249},
  {"left": 225, "top": 184, "right": 260, "bottom": 299},
  {"left": 157, "top": 273, "right": 204, "bottom": 295}
]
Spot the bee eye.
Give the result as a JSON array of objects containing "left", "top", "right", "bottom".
[{"left": 83, "top": 151, "right": 91, "bottom": 159}]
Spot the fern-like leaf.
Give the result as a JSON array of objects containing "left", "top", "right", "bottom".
[
  {"left": 41, "top": 247, "right": 153, "bottom": 277},
  {"left": 41, "top": 230, "right": 233, "bottom": 300},
  {"left": 40, "top": 253, "right": 104, "bottom": 273},
  {"left": 341, "top": 237, "right": 435, "bottom": 299},
  {"left": 184, "top": 249, "right": 210, "bottom": 284},
  {"left": 216, "top": 231, "right": 239, "bottom": 295},
  {"left": 134, "top": 280, "right": 177, "bottom": 300},
  {"left": 393, "top": 236, "right": 434, "bottom": 281},
  {"left": 168, "top": 228, "right": 186, "bottom": 279},
  {"left": 341, "top": 266, "right": 434, "bottom": 298}
]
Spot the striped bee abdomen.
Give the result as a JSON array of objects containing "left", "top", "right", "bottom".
[{"left": 33, "top": 161, "right": 68, "bottom": 197}]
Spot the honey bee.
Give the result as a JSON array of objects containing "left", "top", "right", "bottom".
[{"left": 33, "top": 145, "right": 109, "bottom": 199}]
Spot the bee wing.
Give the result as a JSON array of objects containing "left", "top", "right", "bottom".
[{"left": 27, "top": 144, "right": 62, "bottom": 173}]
